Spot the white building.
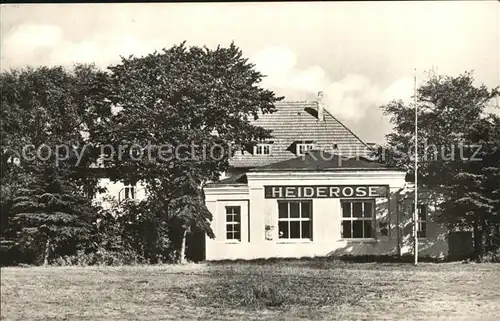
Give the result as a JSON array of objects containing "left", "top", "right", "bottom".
[
  {"left": 93, "top": 93, "right": 470, "bottom": 261},
  {"left": 203, "top": 94, "right": 452, "bottom": 261}
]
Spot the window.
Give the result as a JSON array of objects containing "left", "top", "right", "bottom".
[
  {"left": 296, "top": 143, "right": 315, "bottom": 155},
  {"left": 124, "top": 184, "right": 135, "bottom": 199},
  {"left": 379, "top": 222, "right": 389, "bottom": 236},
  {"left": 226, "top": 206, "right": 241, "bottom": 241},
  {"left": 278, "top": 200, "right": 312, "bottom": 240},
  {"left": 84, "top": 186, "right": 97, "bottom": 199},
  {"left": 341, "top": 200, "right": 374, "bottom": 239},
  {"left": 411, "top": 204, "right": 427, "bottom": 238},
  {"left": 254, "top": 144, "right": 271, "bottom": 155}
]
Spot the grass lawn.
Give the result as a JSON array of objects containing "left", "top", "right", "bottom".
[{"left": 1, "top": 260, "right": 499, "bottom": 320}]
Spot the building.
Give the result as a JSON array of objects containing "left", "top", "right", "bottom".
[
  {"left": 203, "top": 93, "right": 450, "bottom": 261},
  {"left": 92, "top": 92, "right": 460, "bottom": 261}
]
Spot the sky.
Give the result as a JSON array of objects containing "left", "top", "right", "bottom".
[{"left": 1, "top": 2, "right": 499, "bottom": 143}]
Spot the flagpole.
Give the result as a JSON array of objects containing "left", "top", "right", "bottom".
[{"left": 414, "top": 69, "right": 419, "bottom": 266}]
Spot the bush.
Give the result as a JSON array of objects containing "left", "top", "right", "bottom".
[
  {"left": 53, "top": 248, "right": 147, "bottom": 266},
  {"left": 479, "top": 248, "right": 500, "bottom": 263}
]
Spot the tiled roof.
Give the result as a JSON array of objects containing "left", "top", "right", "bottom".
[
  {"left": 229, "top": 101, "right": 370, "bottom": 168},
  {"left": 217, "top": 172, "right": 248, "bottom": 184},
  {"left": 249, "top": 150, "right": 397, "bottom": 172}
]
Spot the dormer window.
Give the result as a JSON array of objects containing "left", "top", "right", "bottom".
[
  {"left": 254, "top": 144, "right": 272, "bottom": 155},
  {"left": 296, "top": 143, "right": 315, "bottom": 156}
]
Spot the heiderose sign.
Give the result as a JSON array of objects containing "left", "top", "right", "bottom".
[{"left": 264, "top": 185, "right": 389, "bottom": 199}]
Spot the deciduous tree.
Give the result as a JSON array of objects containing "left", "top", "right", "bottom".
[
  {"left": 379, "top": 71, "right": 499, "bottom": 258},
  {"left": 100, "top": 42, "right": 282, "bottom": 262},
  {"left": 0, "top": 65, "right": 111, "bottom": 264}
]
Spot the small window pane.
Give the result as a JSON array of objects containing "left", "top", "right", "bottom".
[
  {"left": 342, "top": 221, "right": 351, "bottom": 238},
  {"left": 353, "top": 202, "right": 363, "bottom": 217},
  {"left": 278, "top": 202, "right": 288, "bottom": 218},
  {"left": 418, "top": 205, "right": 426, "bottom": 221},
  {"left": 233, "top": 231, "right": 241, "bottom": 241},
  {"left": 290, "top": 202, "right": 300, "bottom": 218},
  {"left": 301, "top": 221, "right": 311, "bottom": 239},
  {"left": 363, "top": 221, "right": 373, "bottom": 238},
  {"left": 363, "top": 202, "right": 372, "bottom": 218},
  {"left": 290, "top": 221, "right": 300, "bottom": 238},
  {"left": 352, "top": 221, "right": 363, "bottom": 238},
  {"left": 418, "top": 222, "right": 427, "bottom": 238},
  {"left": 379, "top": 222, "right": 389, "bottom": 236},
  {"left": 226, "top": 206, "right": 241, "bottom": 223},
  {"left": 279, "top": 221, "right": 289, "bottom": 239},
  {"left": 301, "top": 202, "right": 311, "bottom": 218},
  {"left": 342, "top": 202, "right": 351, "bottom": 218}
]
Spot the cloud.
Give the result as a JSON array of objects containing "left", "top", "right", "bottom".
[
  {"left": 251, "top": 46, "right": 414, "bottom": 123},
  {"left": 1, "top": 22, "right": 165, "bottom": 69},
  {"left": 382, "top": 76, "right": 414, "bottom": 104},
  {"left": 1, "top": 24, "right": 64, "bottom": 67},
  {"left": 5, "top": 23, "right": 63, "bottom": 48},
  {"left": 2, "top": 7, "right": 496, "bottom": 144},
  {"left": 249, "top": 46, "right": 430, "bottom": 143},
  {"left": 252, "top": 46, "right": 297, "bottom": 75}
]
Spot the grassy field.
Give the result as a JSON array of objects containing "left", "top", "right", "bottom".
[{"left": 1, "top": 260, "right": 499, "bottom": 321}]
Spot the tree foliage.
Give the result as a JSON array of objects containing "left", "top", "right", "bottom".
[
  {"left": 5, "top": 165, "right": 96, "bottom": 265},
  {"left": 0, "top": 65, "right": 111, "bottom": 265},
  {"left": 379, "top": 71, "right": 500, "bottom": 257},
  {"left": 97, "top": 42, "right": 282, "bottom": 261}
]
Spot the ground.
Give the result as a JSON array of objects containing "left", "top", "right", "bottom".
[{"left": 1, "top": 260, "right": 499, "bottom": 320}]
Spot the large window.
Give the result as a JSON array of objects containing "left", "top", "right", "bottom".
[
  {"left": 341, "top": 200, "right": 374, "bottom": 239},
  {"left": 225, "top": 206, "right": 241, "bottom": 241},
  {"left": 278, "top": 200, "right": 312, "bottom": 240}
]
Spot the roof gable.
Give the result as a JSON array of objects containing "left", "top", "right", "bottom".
[{"left": 230, "top": 100, "right": 369, "bottom": 168}]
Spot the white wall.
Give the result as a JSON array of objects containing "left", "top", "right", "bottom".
[
  {"left": 204, "top": 171, "right": 448, "bottom": 260},
  {"left": 93, "top": 178, "right": 147, "bottom": 209}
]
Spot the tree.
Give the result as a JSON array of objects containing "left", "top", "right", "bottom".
[
  {"left": 379, "top": 71, "right": 500, "bottom": 258},
  {"left": 6, "top": 164, "right": 95, "bottom": 265},
  {"left": 99, "top": 42, "right": 282, "bottom": 262},
  {"left": 0, "top": 65, "right": 112, "bottom": 264}
]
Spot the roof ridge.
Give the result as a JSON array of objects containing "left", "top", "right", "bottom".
[{"left": 275, "top": 100, "right": 316, "bottom": 104}]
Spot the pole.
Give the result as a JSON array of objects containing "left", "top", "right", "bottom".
[{"left": 414, "top": 69, "right": 419, "bottom": 266}]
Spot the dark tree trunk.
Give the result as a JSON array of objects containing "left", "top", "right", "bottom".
[
  {"left": 473, "top": 221, "right": 481, "bottom": 259},
  {"left": 473, "top": 216, "right": 488, "bottom": 260},
  {"left": 43, "top": 237, "right": 51, "bottom": 266}
]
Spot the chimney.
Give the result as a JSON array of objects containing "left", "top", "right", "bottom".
[{"left": 317, "top": 91, "right": 324, "bottom": 121}]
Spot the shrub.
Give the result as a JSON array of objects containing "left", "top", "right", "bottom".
[
  {"left": 53, "top": 248, "right": 148, "bottom": 266},
  {"left": 479, "top": 248, "right": 500, "bottom": 263}
]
